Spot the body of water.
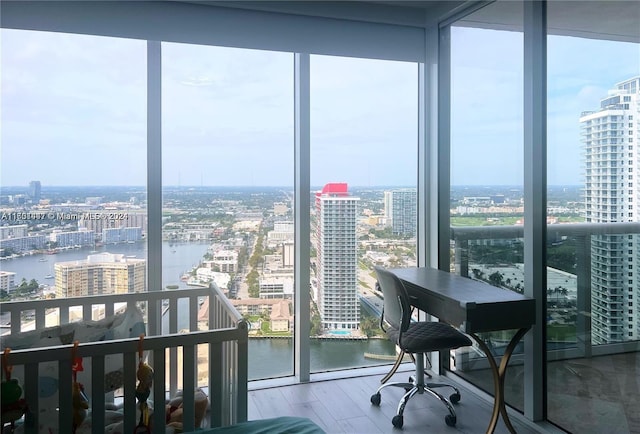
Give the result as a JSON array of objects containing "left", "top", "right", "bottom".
[
  {"left": 248, "top": 338, "right": 397, "bottom": 380},
  {"left": 1, "top": 242, "right": 397, "bottom": 378},
  {"left": 0, "top": 241, "right": 209, "bottom": 290}
]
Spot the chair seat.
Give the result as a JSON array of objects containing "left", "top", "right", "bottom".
[{"left": 387, "top": 321, "right": 472, "bottom": 353}]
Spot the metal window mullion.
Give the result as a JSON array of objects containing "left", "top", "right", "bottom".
[
  {"left": 437, "top": 25, "right": 451, "bottom": 276},
  {"left": 523, "top": 0, "right": 547, "bottom": 422},
  {"left": 294, "top": 52, "right": 311, "bottom": 383},
  {"left": 147, "top": 40, "right": 162, "bottom": 293}
]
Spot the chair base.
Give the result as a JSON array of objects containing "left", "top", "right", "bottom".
[{"left": 370, "top": 353, "right": 460, "bottom": 429}]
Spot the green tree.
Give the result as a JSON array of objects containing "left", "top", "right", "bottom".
[
  {"left": 488, "top": 271, "right": 504, "bottom": 288},
  {"left": 310, "top": 312, "right": 322, "bottom": 336}
]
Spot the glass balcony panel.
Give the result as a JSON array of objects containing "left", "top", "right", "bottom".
[
  {"left": 309, "top": 54, "right": 417, "bottom": 372},
  {"left": 449, "top": 0, "right": 525, "bottom": 412},
  {"left": 547, "top": 2, "right": 640, "bottom": 431},
  {"left": 0, "top": 29, "right": 147, "bottom": 304},
  {"left": 161, "top": 42, "right": 294, "bottom": 381}
]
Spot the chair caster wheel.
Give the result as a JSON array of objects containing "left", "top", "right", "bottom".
[
  {"left": 449, "top": 392, "right": 461, "bottom": 404},
  {"left": 392, "top": 415, "right": 404, "bottom": 428},
  {"left": 445, "top": 414, "right": 457, "bottom": 427},
  {"left": 370, "top": 393, "right": 381, "bottom": 406}
]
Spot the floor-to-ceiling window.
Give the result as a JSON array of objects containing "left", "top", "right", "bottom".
[
  {"left": 161, "top": 43, "right": 294, "bottom": 381},
  {"left": 546, "top": 2, "right": 640, "bottom": 431},
  {"left": 448, "top": 1, "right": 526, "bottom": 412},
  {"left": 309, "top": 55, "right": 418, "bottom": 372},
  {"left": 0, "top": 28, "right": 147, "bottom": 314}
]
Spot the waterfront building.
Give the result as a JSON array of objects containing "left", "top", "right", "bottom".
[
  {"left": 54, "top": 252, "right": 146, "bottom": 297},
  {"left": 385, "top": 189, "right": 417, "bottom": 237},
  {"left": 194, "top": 267, "right": 230, "bottom": 288},
  {"left": 230, "top": 298, "right": 288, "bottom": 316},
  {"left": 0, "top": 235, "right": 47, "bottom": 253},
  {"left": 270, "top": 300, "right": 292, "bottom": 332},
  {"left": 102, "top": 226, "right": 142, "bottom": 244},
  {"left": 315, "top": 183, "right": 360, "bottom": 331},
  {"left": 0, "top": 224, "right": 28, "bottom": 240},
  {"left": 80, "top": 210, "right": 147, "bottom": 238},
  {"left": 0, "top": 271, "right": 16, "bottom": 293},
  {"left": 580, "top": 76, "right": 639, "bottom": 344},
  {"left": 51, "top": 229, "right": 95, "bottom": 248}
]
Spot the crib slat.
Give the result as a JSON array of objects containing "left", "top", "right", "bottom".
[
  {"left": 169, "top": 298, "right": 178, "bottom": 395},
  {"left": 105, "top": 302, "right": 114, "bottom": 318},
  {"left": 23, "top": 362, "right": 38, "bottom": 434},
  {"left": 10, "top": 310, "right": 20, "bottom": 334},
  {"left": 236, "top": 334, "right": 249, "bottom": 423},
  {"left": 148, "top": 298, "right": 161, "bottom": 336},
  {"left": 209, "top": 341, "right": 223, "bottom": 427},
  {"left": 169, "top": 298, "right": 178, "bottom": 334},
  {"left": 123, "top": 351, "right": 137, "bottom": 433},
  {"left": 182, "top": 344, "right": 196, "bottom": 432},
  {"left": 190, "top": 296, "right": 198, "bottom": 332},
  {"left": 58, "top": 358, "right": 73, "bottom": 434},
  {"left": 152, "top": 348, "right": 166, "bottom": 434},
  {"left": 91, "top": 355, "right": 106, "bottom": 434},
  {"left": 60, "top": 306, "right": 69, "bottom": 324},
  {"left": 35, "top": 306, "right": 46, "bottom": 331}
]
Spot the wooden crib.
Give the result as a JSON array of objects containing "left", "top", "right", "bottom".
[{"left": 0, "top": 286, "right": 248, "bottom": 434}]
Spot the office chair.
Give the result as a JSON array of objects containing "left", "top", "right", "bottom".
[{"left": 370, "top": 267, "right": 472, "bottom": 428}]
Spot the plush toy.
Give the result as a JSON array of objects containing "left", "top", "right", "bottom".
[
  {"left": 134, "top": 335, "right": 153, "bottom": 434},
  {"left": 1, "top": 349, "right": 28, "bottom": 431},
  {"left": 71, "top": 381, "right": 89, "bottom": 430},
  {"left": 71, "top": 342, "right": 89, "bottom": 434},
  {"left": 165, "top": 388, "right": 209, "bottom": 430}
]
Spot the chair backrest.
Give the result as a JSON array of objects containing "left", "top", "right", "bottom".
[{"left": 374, "top": 266, "right": 412, "bottom": 333}]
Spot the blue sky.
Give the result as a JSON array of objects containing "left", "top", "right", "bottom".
[{"left": 1, "top": 26, "right": 638, "bottom": 187}]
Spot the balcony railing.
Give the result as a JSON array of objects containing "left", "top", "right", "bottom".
[{"left": 451, "top": 221, "right": 640, "bottom": 359}]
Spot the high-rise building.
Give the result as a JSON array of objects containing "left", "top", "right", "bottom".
[
  {"left": 580, "top": 76, "right": 639, "bottom": 344},
  {"left": 315, "top": 183, "right": 360, "bottom": 330},
  {"left": 28, "top": 181, "right": 41, "bottom": 203},
  {"left": 385, "top": 189, "right": 417, "bottom": 237},
  {"left": 54, "top": 252, "right": 146, "bottom": 297}
]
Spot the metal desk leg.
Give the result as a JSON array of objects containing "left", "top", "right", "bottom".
[{"left": 470, "top": 327, "right": 529, "bottom": 434}]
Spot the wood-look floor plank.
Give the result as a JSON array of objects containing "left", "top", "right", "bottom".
[
  {"left": 335, "top": 415, "right": 385, "bottom": 434},
  {"left": 310, "top": 380, "right": 367, "bottom": 421},
  {"left": 279, "top": 381, "right": 320, "bottom": 405},
  {"left": 335, "top": 375, "right": 402, "bottom": 423},
  {"left": 247, "top": 391, "right": 263, "bottom": 420},
  {"left": 248, "top": 388, "right": 296, "bottom": 419},
  {"left": 249, "top": 373, "right": 543, "bottom": 434},
  {"left": 290, "top": 401, "right": 339, "bottom": 433}
]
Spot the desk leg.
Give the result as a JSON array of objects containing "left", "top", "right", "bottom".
[{"left": 469, "top": 327, "right": 529, "bottom": 434}]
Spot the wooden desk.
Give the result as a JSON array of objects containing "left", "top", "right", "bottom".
[{"left": 391, "top": 267, "right": 536, "bottom": 434}]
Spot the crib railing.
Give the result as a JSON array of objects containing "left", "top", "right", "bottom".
[{"left": 0, "top": 285, "right": 248, "bottom": 434}]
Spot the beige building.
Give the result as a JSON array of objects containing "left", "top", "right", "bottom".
[
  {"left": 54, "top": 252, "right": 146, "bottom": 298},
  {"left": 0, "top": 271, "right": 16, "bottom": 293},
  {"left": 270, "top": 300, "right": 292, "bottom": 332}
]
